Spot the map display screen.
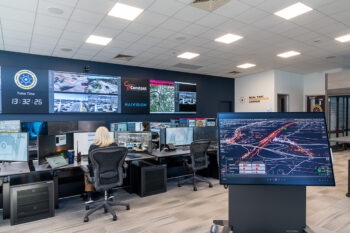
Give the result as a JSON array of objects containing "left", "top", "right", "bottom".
[
  {"left": 218, "top": 112, "right": 335, "bottom": 186},
  {"left": 0, "top": 132, "right": 28, "bottom": 162}
]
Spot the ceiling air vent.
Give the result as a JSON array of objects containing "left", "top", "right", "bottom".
[
  {"left": 173, "top": 63, "right": 203, "bottom": 70},
  {"left": 190, "top": 0, "right": 230, "bottom": 12},
  {"left": 114, "top": 54, "right": 134, "bottom": 61},
  {"left": 228, "top": 70, "right": 241, "bottom": 75}
]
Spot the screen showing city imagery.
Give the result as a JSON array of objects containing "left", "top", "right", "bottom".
[
  {"left": 49, "top": 71, "right": 121, "bottom": 113},
  {"left": 218, "top": 112, "right": 335, "bottom": 186},
  {"left": 115, "top": 132, "right": 151, "bottom": 154},
  {"left": 0, "top": 132, "right": 28, "bottom": 162},
  {"left": 0, "top": 120, "right": 21, "bottom": 132},
  {"left": 150, "top": 80, "right": 175, "bottom": 113},
  {"left": 175, "top": 82, "right": 196, "bottom": 113}
]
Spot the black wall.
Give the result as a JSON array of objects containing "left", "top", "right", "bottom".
[{"left": 0, "top": 51, "right": 235, "bottom": 123}]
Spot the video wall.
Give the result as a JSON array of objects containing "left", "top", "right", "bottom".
[{"left": 0, "top": 67, "right": 197, "bottom": 115}]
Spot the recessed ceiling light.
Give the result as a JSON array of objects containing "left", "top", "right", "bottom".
[
  {"left": 86, "top": 35, "right": 112, "bottom": 46},
  {"left": 277, "top": 51, "right": 301, "bottom": 58},
  {"left": 335, "top": 34, "right": 350, "bottom": 43},
  {"left": 237, "top": 63, "right": 256, "bottom": 69},
  {"left": 48, "top": 7, "right": 64, "bottom": 15},
  {"left": 108, "top": 3, "right": 144, "bottom": 21},
  {"left": 274, "top": 2, "right": 313, "bottom": 20},
  {"left": 215, "top": 33, "right": 243, "bottom": 44},
  {"left": 61, "top": 48, "right": 72, "bottom": 52},
  {"left": 177, "top": 52, "right": 200, "bottom": 60}
]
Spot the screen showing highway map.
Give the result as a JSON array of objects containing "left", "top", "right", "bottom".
[
  {"left": 49, "top": 71, "right": 121, "bottom": 113},
  {"left": 218, "top": 112, "right": 335, "bottom": 186}
]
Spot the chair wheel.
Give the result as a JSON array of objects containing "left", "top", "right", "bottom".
[
  {"left": 104, "top": 208, "right": 107, "bottom": 213},
  {"left": 84, "top": 217, "right": 89, "bottom": 222},
  {"left": 113, "top": 216, "right": 117, "bottom": 221},
  {"left": 126, "top": 205, "right": 130, "bottom": 210},
  {"left": 85, "top": 206, "right": 90, "bottom": 210},
  {"left": 177, "top": 183, "right": 181, "bottom": 187},
  {"left": 209, "top": 184, "right": 213, "bottom": 188},
  {"left": 193, "top": 187, "right": 197, "bottom": 191}
]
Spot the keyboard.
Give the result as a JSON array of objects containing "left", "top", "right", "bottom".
[{"left": 127, "top": 153, "right": 141, "bottom": 158}]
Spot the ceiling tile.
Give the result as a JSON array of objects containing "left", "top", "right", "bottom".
[
  {"left": 60, "top": 31, "right": 89, "bottom": 42},
  {"left": 0, "top": 0, "right": 37, "bottom": 12},
  {"left": 124, "top": 22, "right": 154, "bottom": 35},
  {"left": 134, "top": 11, "right": 168, "bottom": 27},
  {"left": 234, "top": 8, "right": 270, "bottom": 24},
  {"left": 65, "top": 20, "right": 96, "bottom": 34},
  {"left": 35, "top": 14, "right": 68, "bottom": 30},
  {"left": 1, "top": 19, "right": 33, "bottom": 33},
  {"left": 76, "top": 0, "right": 115, "bottom": 14},
  {"left": 33, "top": 25, "right": 63, "bottom": 38},
  {"left": 148, "top": 0, "right": 186, "bottom": 16},
  {"left": 92, "top": 26, "right": 121, "bottom": 38},
  {"left": 159, "top": 18, "right": 190, "bottom": 32},
  {"left": 0, "top": 7, "right": 35, "bottom": 23},
  {"left": 70, "top": 9, "right": 105, "bottom": 24},
  {"left": 114, "top": 31, "right": 143, "bottom": 43},
  {"left": 173, "top": 5, "right": 208, "bottom": 22},
  {"left": 181, "top": 24, "right": 210, "bottom": 36},
  {"left": 147, "top": 28, "right": 174, "bottom": 39},
  {"left": 45, "top": 0, "right": 78, "bottom": 7},
  {"left": 117, "top": 0, "right": 155, "bottom": 9},
  {"left": 37, "top": 0, "right": 74, "bottom": 19},
  {"left": 195, "top": 13, "right": 229, "bottom": 28},
  {"left": 214, "top": 0, "right": 250, "bottom": 18},
  {"left": 99, "top": 17, "right": 131, "bottom": 31},
  {"left": 2, "top": 30, "right": 32, "bottom": 42},
  {"left": 5, "top": 44, "right": 29, "bottom": 53},
  {"left": 29, "top": 47, "right": 53, "bottom": 56}
]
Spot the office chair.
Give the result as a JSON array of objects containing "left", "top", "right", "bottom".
[
  {"left": 178, "top": 140, "right": 213, "bottom": 191},
  {"left": 80, "top": 146, "right": 130, "bottom": 222}
]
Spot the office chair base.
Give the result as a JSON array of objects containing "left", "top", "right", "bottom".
[
  {"left": 83, "top": 200, "right": 130, "bottom": 222},
  {"left": 178, "top": 174, "right": 213, "bottom": 191}
]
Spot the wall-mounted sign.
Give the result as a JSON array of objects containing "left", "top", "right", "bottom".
[
  {"left": 248, "top": 95, "right": 269, "bottom": 103},
  {"left": 121, "top": 78, "right": 149, "bottom": 114},
  {"left": 1, "top": 67, "right": 49, "bottom": 113},
  {"left": 239, "top": 97, "right": 247, "bottom": 104}
]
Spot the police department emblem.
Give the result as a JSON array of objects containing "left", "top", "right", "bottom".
[{"left": 14, "top": 70, "right": 37, "bottom": 90}]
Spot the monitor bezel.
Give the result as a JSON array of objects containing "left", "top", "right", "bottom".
[{"left": 0, "top": 132, "right": 29, "bottom": 162}]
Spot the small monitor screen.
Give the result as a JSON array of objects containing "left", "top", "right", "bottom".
[
  {"left": 38, "top": 133, "right": 73, "bottom": 165},
  {"left": 48, "top": 121, "right": 78, "bottom": 135},
  {"left": 74, "top": 132, "right": 114, "bottom": 155},
  {"left": 206, "top": 118, "right": 216, "bottom": 127},
  {"left": 78, "top": 121, "right": 105, "bottom": 132},
  {"left": 0, "top": 132, "right": 28, "bottom": 162},
  {"left": 166, "top": 127, "right": 193, "bottom": 146},
  {"left": 194, "top": 127, "right": 217, "bottom": 142},
  {"left": 127, "top": 122, "right": 142, "bottom": 131},
  {"left": 218, "top": 112, "right": 335, "bottom": 186},
  {"left": 117, "top": 123, "right": 127, "bottom": 132},
  {"left": 110, "top": 123, "right": 118, "bottom": 132},
  {"left": 21, "top": 122, "right": 48, "bottom": 140},
  {"left": 0, "top": 120, "right": 21, "bottom": 132},
  {"left": 115, "top": 131, "right": 151, "bottom": 153}
]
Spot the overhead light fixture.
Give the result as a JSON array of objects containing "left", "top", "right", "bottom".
[
  {"left": 86, "top": 35, "right": 112, "bottom": 46},
  {"left": 335, "top": 34, "right": 350, "bottom": 43},
  {"left": 108, "top": 2, "right": 144, "bottom": 21},
  {"left": 274, "top": 2, "right": 313, "bottom": 20},
  {"left": 277, "top": 50, "right": 301, "bottom": 58},
  {"left": 177, "top": 52, "right": 200, "bottom": 60},
  {"left": 237, "top": 63, "right": 256, "bottom": 69},
  {"left": 215, "top": 33, "right": 243, "bottom": 44}
]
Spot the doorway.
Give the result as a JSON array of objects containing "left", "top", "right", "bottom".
[{"left": 277, "top": 94, "right": 289, "bottom": 112}]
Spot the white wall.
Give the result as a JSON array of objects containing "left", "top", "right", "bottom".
[
  {"left": 235, "top": 70, "right": 275, "bottom": 112},
  {"left": 274, "top": 70, "right": 304, "bottom": 112}
]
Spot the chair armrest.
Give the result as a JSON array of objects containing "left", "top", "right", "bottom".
[{"left": 80, "top": 165, "right": 90, "bottom": 174}]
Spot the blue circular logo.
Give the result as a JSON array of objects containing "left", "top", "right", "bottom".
[{"left": 14, "top": 70, "right": 37, "bottom": 90}]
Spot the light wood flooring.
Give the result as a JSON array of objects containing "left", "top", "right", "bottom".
[{"left": 1, "top": 151, "right": 350, "bottom": 233}]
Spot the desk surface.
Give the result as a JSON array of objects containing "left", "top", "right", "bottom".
[
  {"left": 329, "top": 136, "right": 350, "bottom": 143},
  {"left": 0, "top": 162, "right": 30, "bottom": 177},
  {"left": 33, "top": 153, "right": 155, "bottom": 172},
  {"left": 152, "top": 149, "right": 191, "bottom": 158}
]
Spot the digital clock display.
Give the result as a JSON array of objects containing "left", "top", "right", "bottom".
[{"left": 1, "top": 67, "right": 49, "bottom": 114}]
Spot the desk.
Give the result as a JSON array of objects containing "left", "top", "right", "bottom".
[
  {"left": 152, "top": 149, "right": 191, "bottom": 158},
  {"left": 329, "top": 136, "right": 350, "bottom": 143}
]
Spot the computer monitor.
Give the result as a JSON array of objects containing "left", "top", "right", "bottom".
[
  {"left": 118, "top": 122, "right": 127, "bottom": 132},
  {"left": 110, "top": 123, "right": 118, "bottom": 132},
  {"left": 78, "top": 121, "right": 105, "bottom": 132},
  {"left": 195, "top": 118, "right": 206, "bottom": 127},
  {"left": 206, "top": 118, "right": 216, "bottom": 127},
  {"left": 218, "top": 112, "right": 335, "bottom": 186},
  {"left": 165, "top": 127, "right": 194, "bottom": 146},
  {"left": 0, "top": 120, "right": 21, "bottom": 132},
  {"left": 48, "top": 121, "right": 78, "bottom": 135},
  {"left": 21, "top": 122, "right": 48, "bottom": 140},
  {"left": 0, "top": 132, "right": 28, "bottom": 162},
  {"left": 115, "top": 131, "right": 152, "bottom": 154},
  {"left": 74, "top": 132, "right": 114, "bottom": 156},
  {"left": 188, "top": 119, "right": 196, "bottom": 127},
  {"left": 193, "top": 127, "right": 217, "bottom": 142},
  {"left": 127, "top": 122, "right": 142, "bottom": 131},
  {"left": 38, "top": 133, "right": 74, "bottom": 165}
]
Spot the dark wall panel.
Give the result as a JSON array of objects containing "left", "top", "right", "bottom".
[{"left": 0, "top": 51, "right": 234, "bottom": 123}]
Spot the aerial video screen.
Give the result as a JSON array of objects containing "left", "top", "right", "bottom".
[
  {"left": 49, "top": 71, "right": 121, "bottom": 113},
  {"left": 150, "top": 80, "right": 175, "bottom": 113},
  {"left": 115, "top": 132, "right": 151, "bottom": 153},
  {"left": 218, "top": 112, "right": 335, "bottom": 186},
  {"left": 166, "top": 127, "right": 193, "bottom": 146},
  {"left": 0, "top": 132, "right": 28, "bottom": 162},
  {"left": 175, "top": 82, "right": 196, "bottom": 113}
]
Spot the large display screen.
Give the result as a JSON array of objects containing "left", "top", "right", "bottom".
[
  {"left": 115, "top": 131, "right": 151, "bottom": 153},
  {"left": 194, "top": 127, "right": 217, "bottom": 142},
  {"left": 49, "top": 71, "right": 121, "bottom": 113},
  {"left": 121, "top": 78, "right": 149, "bottom": 114},
  {"left": 150, "top": 80, "right": 196, "bottom": 114},
  {"left": 73, "top": 132, "right": 114, "bottom": 155},
  {"left": 0, "top": 132, "right": 28, "bottom": 162},
  {"left": 1, "top": 67, "right": 49, "bottom": 113},
  {"left": 48, "top": 121, "right": 78, "bottom": 135},
  {"left": 166, "top": 127, "right": 193, "bottom": 146},
  {"left": 218, "top": 112, "right": 335, "bottom": 186}
]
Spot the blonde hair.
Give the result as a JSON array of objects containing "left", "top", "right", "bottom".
[{"left": 93, "top": 126, "right": 114, "bottom": 147}]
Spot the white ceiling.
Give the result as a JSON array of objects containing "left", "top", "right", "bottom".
[{"left": 0, "top": 0, "right": 350, "bottom": 78}]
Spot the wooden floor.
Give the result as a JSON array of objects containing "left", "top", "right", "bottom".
[{"left": 1, "top": 151, "right": 350, "bottom": 233}]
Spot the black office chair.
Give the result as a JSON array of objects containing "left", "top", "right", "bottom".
[
  {"left": 81, "top": 146, "right": 130, "bottom": 222},
  {"left": 178, "top": 140, "right": 213, "bottom": 191}
]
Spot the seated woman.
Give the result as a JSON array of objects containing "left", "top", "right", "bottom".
[{"left": 85, "top": 126, "right": 117, "bottom": 202}]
